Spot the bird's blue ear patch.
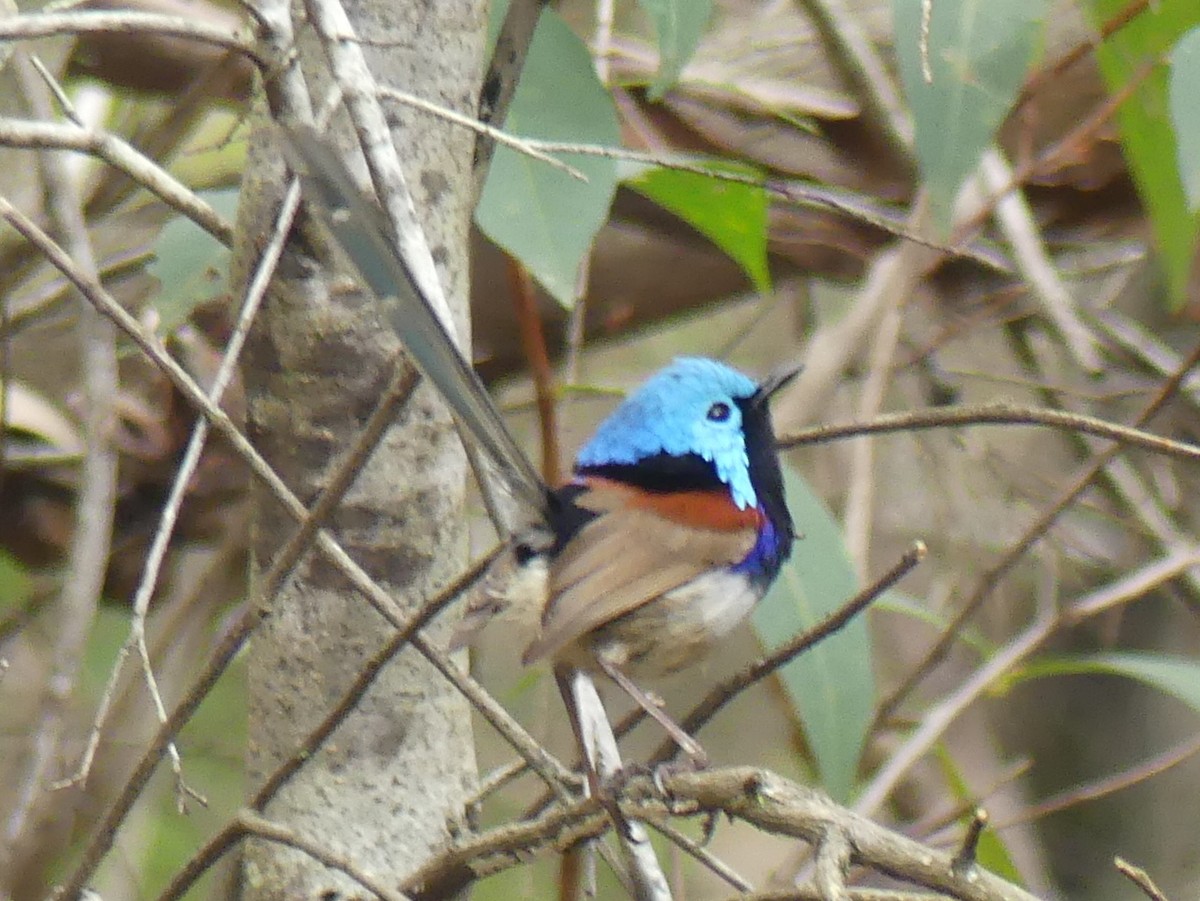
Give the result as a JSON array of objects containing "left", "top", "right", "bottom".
[{"left": 574, "top": 358, "right": 760, "bottom": 508}]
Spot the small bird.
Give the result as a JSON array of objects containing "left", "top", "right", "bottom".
[{"left": 286, "top": 131, "right": 796, "bottom": 766}]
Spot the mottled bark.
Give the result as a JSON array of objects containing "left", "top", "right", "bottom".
[{"left": 235, "top": 1, "right": 486, "bottom": 896}]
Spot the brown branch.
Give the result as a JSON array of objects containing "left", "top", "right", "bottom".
[
  {"left": 1011, "top": 0, "right": 1150, "bottom": 116},
  {"left": 506, "top": 255, "right": 561, "bottom": 484},
  {"left": 236, "top": 810, "right": 411, "bottom": 901},
  {"left": 777, "top": 403, "right": 1200, "bottom": 463},
  {"left": 407, "top": 767, "right": 1045, "bottom": 901}
]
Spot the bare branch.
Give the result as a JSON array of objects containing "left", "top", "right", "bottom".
[
  {"left": 855, "top": 545, "right": 1200, "bottom": 818},
  {"left": 0, "top": 117, "right": 234, "bottom": 242},
  {"left": 778, "top": 402, "right": 1200, "bottom": 464},
  {"left": 1114, "top": 858, "right": 1172, "bottom": 901},
  {"left": 407, "top": 768, "right": 1045, "bottom": 901},
  {"left": 154, "top": 811, "right": 413, "bottom": 901},
  {"left": 994, "top": 732, "right": 1200, "bottom": 830},
  {"left": 376, "top": 85, "right": 584, "bottom": 181}
]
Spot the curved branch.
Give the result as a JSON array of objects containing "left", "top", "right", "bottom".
[{"left": 777, "top": 402, "right": 1200, "bottom": 463}]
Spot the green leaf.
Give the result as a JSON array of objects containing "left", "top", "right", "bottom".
[
  {"left": 637, "top": 0, "right": 714, "bottom": 98},
  {"left": 1170, "top": 26, "right": 1200, "bottom": 210},
  {"left": 894, "top": 0, "right": 1044, "bottom": 231},
  {"left": 0, "top": 549, "right": 31, "bottom": 615},
  {"left": 625, "top": 162, "right": 770, "bottom": 292},
  {"left": 1088, "top": 0, "right": 1200, "bottom": 306},
  {"left": 1007, "top": 652, "right": 1200, "bottom": 715},
  {"left": 147, "top": 188, "right": 239, "bottom": 334},
  {"left": 475, "top": 9, "right": 620, "bottom": 307},
  {"left": 752, "top": 467, "right": 873, "bottom": 802}
]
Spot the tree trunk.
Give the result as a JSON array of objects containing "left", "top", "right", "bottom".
[{"left": 235, "top": 1, "right": 486, "bottom": 896}]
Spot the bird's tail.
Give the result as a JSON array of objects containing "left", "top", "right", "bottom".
[{"left": 282, "top": 127, "right": 549, "bottom": 519}]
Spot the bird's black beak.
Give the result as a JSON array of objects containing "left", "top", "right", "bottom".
[{"left": 753, "top": 361, "right": 803, "bottom": 408}]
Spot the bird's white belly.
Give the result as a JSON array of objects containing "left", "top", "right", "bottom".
[
  {"left": 662, "top": 570, "right": 761, "bottom": 640},
  {"left": 592, "top": 569, "right": 762, "bottom": 675}
]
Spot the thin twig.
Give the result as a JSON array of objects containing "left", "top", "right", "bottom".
[
  {"left": 1011, "top": 0, "right": 1149, "bottom": 117},
  {"left": 992, "top": 732, "right": 1200, "bottom": 830},
  {"left": 1114, "top": 857, "right": 1172, "bottom": 901},
  {"left": 646, "top": 819, "right": 752, "bottom": 893},
  {"left": 236, "top": 810, "right": 412, "bottom": 901},
  {"left": 376, "top": 85, "right": 584, "bottom": 181},
  {"left": 778, "top": 403, "right": 1200, "bottom": 464},
  {"left": 157, "top": 811, "right": 411, "bottom": 901}
]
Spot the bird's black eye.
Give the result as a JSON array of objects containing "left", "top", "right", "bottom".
[{"left": 706, "top": 401, "right": 732, "bottom": 422}]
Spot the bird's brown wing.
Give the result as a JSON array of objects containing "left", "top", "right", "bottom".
[{"left": 521, "top": 482, "right": 756, "bottom": 665}]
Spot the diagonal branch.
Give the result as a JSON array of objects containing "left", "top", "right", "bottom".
[{"left": 0, "top": 117, "right": 234, "bottom": 242}]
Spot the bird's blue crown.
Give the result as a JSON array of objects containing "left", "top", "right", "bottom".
[{"left": 574, "top": 357, "right": 760, "bottom": 509}]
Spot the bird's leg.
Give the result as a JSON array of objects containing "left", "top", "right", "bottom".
[{"left": 596, "top": 658, "right": 710, "bottom": 769}]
